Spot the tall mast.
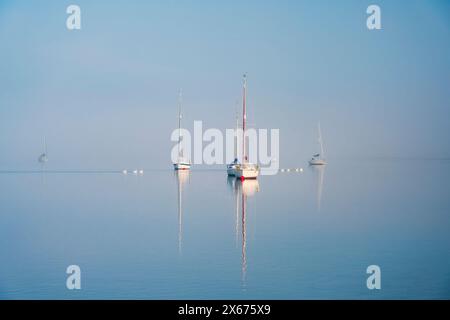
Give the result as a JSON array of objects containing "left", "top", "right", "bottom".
[
  {"left": 318, "top": 122, "right": 324, "bottom": 159},
  {"left": 235, "top": 106, "right": 239, "bottom": 160},
  {"left": 242, "top": 74, "right": 247, "bottom": 163},
  {"left": 178, "top": 89, "right": 182, "bottom": 159}
]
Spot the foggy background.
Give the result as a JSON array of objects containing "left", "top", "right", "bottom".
[{"left": 0, "top": 0, "right": 449, "bottom": 170}]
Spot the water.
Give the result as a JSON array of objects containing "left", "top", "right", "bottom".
[{"left": 0, "top": 159, "right": 449, "bottom": 299}]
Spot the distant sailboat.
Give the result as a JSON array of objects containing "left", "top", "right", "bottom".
[
  {"left": 227, "top": 109, "right": 240, "bottom": 176},
  {"left": 38, "top": 137, "right": 48, "bottom": 163},
  {"left": 309, "top": 123, "right": 327, "bottom": 166},
  {"left": 235, "top": 74, "right": 259, "bottom": 180},
  {"left": 173, "top": 90, "right": 191, "bottom": 171}
]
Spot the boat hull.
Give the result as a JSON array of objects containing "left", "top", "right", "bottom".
[
  {"left": 309, "top": 159, "right": 326, "bottom": 166},
  {"left": 174, "top": 163, "right": 191, "bottom": 170},
  {"left": 235, "top": 164, "right": 259, "bottom": 180},
  {"left": 227, "top": 164, "right": 238, "bottom": 176}
]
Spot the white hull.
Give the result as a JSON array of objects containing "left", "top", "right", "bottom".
[
  {"left": 38, "top": 153, "right": 48, "bottom": 163},
  {"left": 309, "top": 159, "right": 326, "bottom": 166},
  {"left": 227, "top": 163, "right": 238, "bottom": 176},
  {"left": 174, "top": 163, "right": 191, "bottom": 170},
  {"left": 235, "top": 164, "right": 259, "bottom": 180}
]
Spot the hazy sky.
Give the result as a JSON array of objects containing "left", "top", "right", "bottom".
[{"left": 0, "top": 0, "right": 449, "bottom": 170}]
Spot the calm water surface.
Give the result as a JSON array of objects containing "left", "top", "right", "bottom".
[{"left": 0, "top": 159, "right": 449, "bottom": 299}]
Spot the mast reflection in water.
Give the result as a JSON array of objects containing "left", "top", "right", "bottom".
[
  {"left": 228, "top": 177, "right": 259, "bottom": 290},
  {"left": 310, "top": 165, "right": 325, "bottom": 212},
  {"left": 175, "top": 170, "right": 190, "bottom": 255}
]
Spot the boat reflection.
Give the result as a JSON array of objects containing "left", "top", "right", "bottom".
[
  {"left": 229, "top": 177, "right": 259, "bottom": 290},
  {"left": 175, "top": 170, "right": 190, "bottom": 254},
  {"left": 310, "top": 165, "right": 325, "bottom": 212},
  {"left": 227, "top": 176, "right": 239, "bottom": 246}
]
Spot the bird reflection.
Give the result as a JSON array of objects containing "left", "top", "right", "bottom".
[
  {"left": 175, "top": 170, "right": 190, "bottom": 255},
  {"left": 310, "top": 165, "right": 325, "bottom": 212},
  {"left": 230, "top": 178, "right": 259, "bottom": 290}
]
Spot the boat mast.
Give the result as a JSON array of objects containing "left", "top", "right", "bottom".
[
  {"left": 318, "top": 122, "right": 324, "bottom": 159},
  {"left": 242, "top": 74, "right": 247, "bottom": 164},
  {"left": 178, "top": 89, "right": 182, "bottom": 160},
  {"left": 235, "top": 107, "right": 239, "bottom": 160}
]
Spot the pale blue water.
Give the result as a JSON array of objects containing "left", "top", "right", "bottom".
[{"left": 0, "top": 159, "right": 449, "bottom": 299}]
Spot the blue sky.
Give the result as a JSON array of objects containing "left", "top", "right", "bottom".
[{"left": 0, "top": 0, "right": 449, "bottom": 169}]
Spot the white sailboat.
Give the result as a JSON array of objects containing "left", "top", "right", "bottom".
[
  {"left": 235, "top": 74, "right": 259, "bottom": 180},
  {"left": 309, "top": 122, "right": 327, "bottom": 166},
  {"left": 173, "top": 90, "right": 191, "bottom": 171},
  {"left": 38, "top": 137, "right": 48, "bottom": 163},
  {"left": 227, "top": 109, "right": 240, "bottom": 176}
]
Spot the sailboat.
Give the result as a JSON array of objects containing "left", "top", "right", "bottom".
[
  {"left": 235, "top": 74, "right": 259, "bottom": 180},
  {"left": 173, "top": 90, "right": 191, "bottom": 171},
  {"left": 309, "top": 122, "right": 327, "bottom": 166},
  {"left": 227, "top": 109, "right": 240, "bottom": 176},
  {"left": 38, "top": 137, "right": 48, "bottom": 163}
]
